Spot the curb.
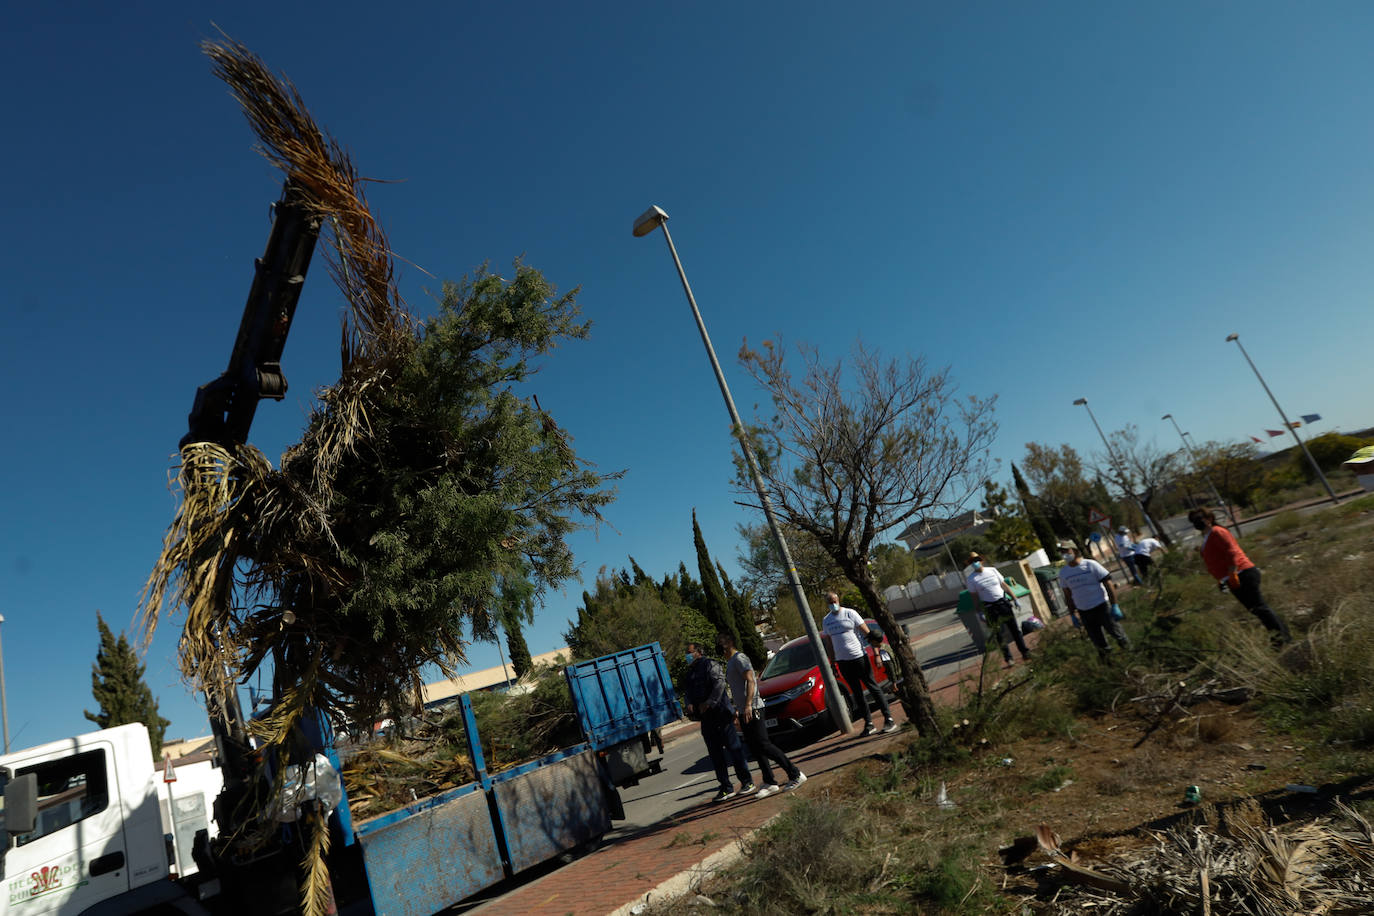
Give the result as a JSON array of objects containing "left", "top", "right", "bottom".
[{"left": 606, "top": 813, "right": 781, "bottom": 916}]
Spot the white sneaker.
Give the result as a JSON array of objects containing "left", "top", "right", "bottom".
[
  {"left": 782, "top": 772, "right": 807, "bottom": 791},
  {"left": 755, "top": 784, "right": 781, "bottom": 799}
]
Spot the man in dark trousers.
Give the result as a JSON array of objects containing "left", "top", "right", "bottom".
[
  {"left": 717, "top": 632, "right": 805, "bottom": 796},
  {"left": 683, "top": 641, "right": 755, "bottom": 802}
]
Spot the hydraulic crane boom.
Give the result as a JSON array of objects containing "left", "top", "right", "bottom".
[
  {"left": 179, "top": 179, "right": 322, "bottom": 784},
  {"left": 182, "top": 180, "right": 322, "bottom": 449}
]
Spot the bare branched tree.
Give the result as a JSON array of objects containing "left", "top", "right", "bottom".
[
  {"left": 736, "top": 339, "right": 996, "bottom": 735},
  {"left": 1098, "top": 425, "right": 1181, "bottom": 544}
]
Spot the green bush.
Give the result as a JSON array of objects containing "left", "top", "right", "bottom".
[{"left": 466, "top": 665, "right": 581, "bottom": 768}]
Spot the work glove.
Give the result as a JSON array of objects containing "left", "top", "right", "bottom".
[{"left": 1109, "top": 603, "right": 1124, "bottom": 620}]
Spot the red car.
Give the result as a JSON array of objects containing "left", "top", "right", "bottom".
[{"left": 757, "top": 619, "right": 898, "bottom": 739}]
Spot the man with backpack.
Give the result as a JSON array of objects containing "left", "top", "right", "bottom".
[{"left": 683, "top": 641, "right": 756, "bottom": 802}]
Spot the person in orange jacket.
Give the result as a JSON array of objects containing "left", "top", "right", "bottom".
[{"left": 1187, "top": 507, "right": 1290, "bottom": 644}]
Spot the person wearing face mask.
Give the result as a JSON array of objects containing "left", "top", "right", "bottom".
[
  {"left": 821, "top": 591, "right": 899, "bottom": 736},
  {"left": 1058, "top": 544, "right": 1132, "bottom": 658},
  {"left": 1187, "top": 507, "right": 1291, "bottom": 644},
  {"left": 964, "top": 552, "right": 1032, "bottom": 667},
  {"left": 682, "top": 641, "right": 756, "bottom": 802},
  {"left": 718, "top": 632, "right": 803, "bottom": 796}
]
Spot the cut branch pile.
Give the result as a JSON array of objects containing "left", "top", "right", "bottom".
[{"left": 1005, "top": 800, "right": 1374, "bottom": 914}]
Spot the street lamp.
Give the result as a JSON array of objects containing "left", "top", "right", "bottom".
[
  {"left": 1225, "top": 333, "right": 1337, "bottom": 503},
  {"left": 0, "top": 614, "right": 8, "bottom": 753},
  {"left": 633, "top": 205, "right": 852, "bottom": 734},
  {"left": 1072, "top": 397, "right": 1162, "bottom": 541},
  {"left": 1162, "top": 414, "right": 1241, "bottom": 535}
]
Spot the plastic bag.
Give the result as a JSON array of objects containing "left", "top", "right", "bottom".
[{"left": 273, "top": 753, "right": 344, "bottom": 822}]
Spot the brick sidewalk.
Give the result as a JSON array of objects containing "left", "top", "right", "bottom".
[{"left": 466, "top": 624, "right": 1053, "bottom": 916}]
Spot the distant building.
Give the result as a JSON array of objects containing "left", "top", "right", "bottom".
[
  {"left": 895, "top": 510, "right": 994, "bottom": 557},
  {"left": 160, "top": 646, "right": 576, "bottom": 754},
  {"left": 421, "top": 647, "right": 572, "bottom": 707}
]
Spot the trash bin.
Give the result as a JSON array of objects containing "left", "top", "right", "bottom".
[
  {"left": 1002, "top": 578, "right": 1032, "bottom": 624},
  {"left": 1033, "top": 566, "right": 1067, "bottom": 618},
  {"left": 955, "top": 590, "right": 990, "bottom": 652}
]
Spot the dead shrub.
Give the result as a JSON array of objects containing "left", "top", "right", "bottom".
[{"left": 1196, "top": 712, "right": 1238, "bottom": 745}]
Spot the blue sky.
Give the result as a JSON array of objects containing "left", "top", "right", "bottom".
[{"left": 4, "top": 2, "right": 1373, "bottom": 749}]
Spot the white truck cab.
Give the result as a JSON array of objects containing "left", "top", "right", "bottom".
[{"left": 1, "top": 724, "right": 219, "bottom": 915}]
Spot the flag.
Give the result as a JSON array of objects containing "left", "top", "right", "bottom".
[
  {"left": 1250, "top": 436, "right": 1263, "bottom": 443},
  {"left": 1287, "top": 420, "right": 1302, "bottom": 428},
  {"left": 1301, "top": 413, "right": 1321, "bottom": 424},
  {"left": 1267, "top": 429, "right": 1285, "bottom": 437}
]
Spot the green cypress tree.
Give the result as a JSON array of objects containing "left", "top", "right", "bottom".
[
  {"left": 692, "top": 510, "right": 742, "bottom": 652},
  {"left": 85, "top": 612, "right": 171, "bottom": 758},
  {"left": 505, "top": 624, "right": 533, "bottom": 678},
  {"left": 1012, "top": 463, "right": 1061, "bottom": 559},
  {"left": 718, "top": 562, "right": 767, "bottom": 670}
]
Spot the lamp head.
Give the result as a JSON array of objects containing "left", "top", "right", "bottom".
[
  {"left": 633, "top": 205, "right": 669, "bottom": 237},
  {"left": 1161, "top": 414, "right": 1171, "bottom": 420},
  {"left": 1226, "top": 333, "right": 1239, "bottom": 342},
  {"left": 1072, "top": 398, "right": 1087, "bottom": 406}
]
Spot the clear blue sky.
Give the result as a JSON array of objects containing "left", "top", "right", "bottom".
[{"left": 4, "top": 2, "right": 1372, "bottom": 749}]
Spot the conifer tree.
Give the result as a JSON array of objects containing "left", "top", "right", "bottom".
[
  {"left": 1011, "top": 463, "right": 1061, "bottom": 559},
  {"left": 85, "top": 612, "right": 171, "bottom": 757},
  {"left": 718, "top": 562, "right": 768, "bottom": 669},
  {"left": 504, "top": 619, "right": 533, "bottom": 678},
  {"left": 692, "top": 511, "right": 743, "bottom": 651}
]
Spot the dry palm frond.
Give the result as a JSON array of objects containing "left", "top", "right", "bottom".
[
  {"left": 300, "top": 804, "right": 334, "bottom": 916},
  {"left": 141, "top": 34, "right": 611, "bottom": 916},
  {"left": 138, "top": 38, "right": 422, "bottom": 913},
  {"left": 203, "top": 34, "right": 414, "bottom": 489}
]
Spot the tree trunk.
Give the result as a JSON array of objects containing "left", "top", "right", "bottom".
[
  {"left": 848, "top": 563, "right": 941, "bottom": 739},
  {"left": 1139, "top": 491, "right": 1173, "bottom": 547}
]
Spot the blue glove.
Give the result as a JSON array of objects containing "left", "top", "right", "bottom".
[{"left": 1109, "top": 603, "right": 1124, "bottom": 620}]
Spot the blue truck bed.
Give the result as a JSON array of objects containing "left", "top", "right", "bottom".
[{"left": 347, "top": 643, "right": 679, "bottom": 916}]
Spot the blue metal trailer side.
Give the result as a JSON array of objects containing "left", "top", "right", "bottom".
[{"left": 345, "top": 643, "right": 680, "bottom": 916}]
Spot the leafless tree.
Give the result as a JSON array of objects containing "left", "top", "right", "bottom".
[
  {"left": 1100, "top": 425, "right": 1181, "bottom": 544},
  {"left": 736, "top": 338, "right": 996, "bottom": 736}
]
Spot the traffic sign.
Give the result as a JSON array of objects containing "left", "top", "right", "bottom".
[
  {"left": 163, "top": 753, "right": 177, "bottom": 784},
  {"left": 1089, "top": 531, "right": 1102, "bottom": 543},
  {"left": 1088, "top": 507, "right": 1111, "bottom": 531}
]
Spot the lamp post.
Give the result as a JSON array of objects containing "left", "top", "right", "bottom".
[
  {"left": 0, "top": 614, "right": 8, "bottom": 753},
  {"left": 1162, "top": 414, "right": 1241, "bottom": 535},
  {"left": 1225, "top": 333, "right": 1337, "bottom": 502},
  {"left": 1073, "top": 397, "right": 1162, "bottom": 541},
  {"left": 633, "top": 205, "right": 851, "bottom": 734}
]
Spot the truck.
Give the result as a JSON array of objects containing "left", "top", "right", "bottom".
[{"left": 0, "top": 642, "right": 680, "bottom": 915}]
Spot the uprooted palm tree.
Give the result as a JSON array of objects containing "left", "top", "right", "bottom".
[{"left": 140, "top": 37, "right": 615, "bottom": 916}]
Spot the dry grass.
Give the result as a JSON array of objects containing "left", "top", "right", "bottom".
[{"left": 648, "top": 500, "right": 1374, "bottom": 913}]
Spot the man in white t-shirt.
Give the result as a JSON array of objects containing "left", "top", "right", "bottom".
[
  {"left": 821, "top": 591, "right": 898, "bottom": 737},
  {"left": 1132, "top": 536, "right": 1165, "bottom": 581},
  {"left": 1114, "top": 527, "right": 1143, "bottom": 585},
  {"left": 1058, "top": 544, "right": 1131, "bottom": 658},
  {"left": 964, "top": 552, "right": 1031, "bottom": 666}
]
